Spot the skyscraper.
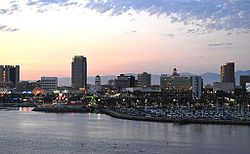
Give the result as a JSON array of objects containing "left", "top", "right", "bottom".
[
  {"left": 71, "top": 56, "right": 87, "bottom": 89},
  {"left": 220, "top": 62, "right": 235, "bottom": 83},
  {"left": 0, "top": 65, "right": 20, "bottom": 87}
]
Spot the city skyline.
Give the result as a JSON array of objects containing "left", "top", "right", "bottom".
[{"left": 1, "top": 0, "right": 250, "bottom": 80}]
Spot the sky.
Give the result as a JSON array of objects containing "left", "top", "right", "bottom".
[{"left": 0, "top": 0, "right": 250, "bottom": 80}]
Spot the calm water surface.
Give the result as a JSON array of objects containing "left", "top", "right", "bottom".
[{"left": 0, "top": 108, "right": 250, "bottom": 154}]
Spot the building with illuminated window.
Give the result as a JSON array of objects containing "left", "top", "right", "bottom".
[
  {"left": 160, "top": 68, "right": 203, "bottom": 101},
  {"left": 0, "top": 65, "right": 20, "bottom": 87}
]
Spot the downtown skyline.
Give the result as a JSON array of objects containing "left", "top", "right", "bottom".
[{"left": 1, "top": 0, "right": 250, "bottom": 80}]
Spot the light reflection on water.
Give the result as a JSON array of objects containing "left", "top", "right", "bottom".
[
  {"left": 19, "top": 107, "right": 34, "bottom": 112},
  {"left": 0, "top": 108, "right": 250, "bottom": 154}
]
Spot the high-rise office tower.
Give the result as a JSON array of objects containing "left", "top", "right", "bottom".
[
  {"left": 71, "top": 56, "right": 87, "bottom": 89},
  {"left": 0, "top": 65, "right": 20, "bottom": 87},
  {"left": 220, "top": 62, "right": 235, "bottom": 83}
]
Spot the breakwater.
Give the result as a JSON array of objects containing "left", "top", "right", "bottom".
[
  {"left": 31, "top": 106, "right": 250, "bottom": 126},
  {"left": 99, "top": 108, "right": 250, "bottom": 126}
]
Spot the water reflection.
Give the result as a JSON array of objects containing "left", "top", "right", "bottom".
[{"left": 19, "top": 107, "right": 34, "bottom": 112}]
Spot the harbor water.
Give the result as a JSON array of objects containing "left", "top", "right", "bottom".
[{"left": 0, "top": 108, "right": 250, "bottom": 154}]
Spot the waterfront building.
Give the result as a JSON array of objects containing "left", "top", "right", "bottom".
[
  {"left": 240, "top": 75, "right": 250, "bottom": 92},
  {"left": 41, "top": 76, "right": 58, "bottom": 92},
  {"left": 138, "top": 72, "right": 151, "bottom": 88},
  {"left": 160, "top": 69, "right": 192, "bottom": 102},
  {"left": 0, "top": 65, "right": 20, "bottom": 87},
  {"left": 160, "top": 68, "right": 203, "bottom": 101},
  {"left": 71, "top": 55, "right": 87, "bottom": 90},
  {"left": 221, "top": 62, "right": 235, "bottom": 83},
  {"left": 115, "top": 74, "right": 136, "bottom": 91},
  {"left": 160, "top": 69, "right": 191, "bottom": 91},
  {"left": 160, "top": 75, "right": 191, "bottom": 92}
]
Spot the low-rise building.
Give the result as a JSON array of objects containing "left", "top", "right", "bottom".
[
  {"left": 115, "top": 74, "right": 136, "bottom": 91},
  {"left": 213, "top": 82, "right": 234, "bottom": 93},
  {"left": 138, "top": 72, "right": 151, "bottom": 87},
  {"left": 16, "top": 81, "right": 40, "bottom": 92},
  {"left": 41, "top": 76, "right": 58, "bottom": 92},
  {"left": 240, "top": 75, "right": 250, "bottom": 91}
]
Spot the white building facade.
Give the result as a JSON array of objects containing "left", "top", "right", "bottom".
[{"left": 41, "top": 76, "right": 58, "bottom": 92}]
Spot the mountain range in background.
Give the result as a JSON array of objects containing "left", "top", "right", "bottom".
[{"left": 58, "top": 70, "right": 250, "bottom": 87}]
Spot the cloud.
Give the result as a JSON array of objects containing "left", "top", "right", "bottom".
[
  {"left": 123, "top": 30, "right": 138, "bottom": 35},
  {"left": 0, "top": 24, "right": 19, "bottom": 32},
  {"left": 132, "top": 30, "right": 138, "bottom": 33},
  {"left": 0, "top": 9, "right": 7, "bottom": 14},
  {"left": 5, "top": 27, "right": 19, "bottom": 32},
  {"left": 162, "top": 33, "right": 174, "bottom": 38},
  {"left": 59, "top": 1, "right": 78, "bottom": 7},
  {"left": 199, "top": 56, "right": 207, "bottom": 59},
  {"left": 227, "top": 32, "right": 233, "bottom": 36},
  {"left": 208, "top": 43, "right": 232, "bottom": 47},
  {"left": 0, "top": 25, "right": 7, "bottom": 30},
  {"left": 84, "top": 0, "right": 250, "bottom": 31},
  {"left": 0, "top": 1, "right": 22, "bottom": 15},
  {"left": 26, "top": 0, "right": 79, "bottom": 13},
  {"left": 1, "top": 0, "right": 250, "bottom": 33},
  {"left": 27, "top": 0, "right": 76, "bottom": 7}
]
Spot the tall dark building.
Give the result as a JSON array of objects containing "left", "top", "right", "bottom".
[
  {"left": 71, "top": 56, "right": 87, "bottom": 89},
  {"left": 0, "top": 65, "right": 20, "bottom": 87},
  {"left": 221, "top": 62, "right": 235, "bottom": 83}
]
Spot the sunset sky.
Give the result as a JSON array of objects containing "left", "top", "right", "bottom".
[{"left": 0, "top": 0, "right": 250, "bottom": 80}]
